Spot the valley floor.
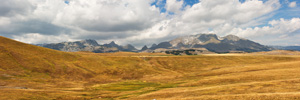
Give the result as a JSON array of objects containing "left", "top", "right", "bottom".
[{"left": 1, "top": 53, "right": 300, "bottom": 100}]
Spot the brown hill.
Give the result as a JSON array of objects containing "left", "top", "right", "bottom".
[
  {"left": 0, "top": 36, "right": 162, "bottom": 82},
  {"left": 1, "top": 36, "right": 300, "bottom": 100},
  {"left": 0, "top": 36, "right": 91, "bottom": 80}
]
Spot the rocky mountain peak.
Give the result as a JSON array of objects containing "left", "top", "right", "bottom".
[
  {"left": 109, "top": 41, "right": 117, "bottom": 45},
  {"left": 80, "top": 39, "right": 99, "bottom": 46},
  {"left": 197, "top": 34, "right": 219, "bottom": 42},
  {"left": 104, "top": 41, "right": 119, "bottom": 48},
  {"left": 37, "top": 33, "right": 271, "bottom": 54},
  {"left": 141, "top": 45, "right": 148, "bottom": 51},
  {"left": 149, "top": 33, "right": 271, "bottom": 53},
  {"left": 150, "top": 44, "right": 157, "bottom": 49},
  {"left": 170, "top": 33, "right": 220, "bottom": 47},
  {"left": 224, "top": 35, "right": 241, "bottom": 41},
  {"left": 124, "top": 44, "right": 136, "bottom": 49},
  {"left": 121, "top": 44, "right": 137, "bottom": 51},
  {"left": 170, "top": 35, "right": 202, "bottom": 47},
  {"left": 151, "top": 42, "right": 172, "bottom": 50}
]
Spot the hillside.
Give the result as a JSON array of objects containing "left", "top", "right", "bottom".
[{"left": 1, "top": 36, "right": 300, "bottom": 100}]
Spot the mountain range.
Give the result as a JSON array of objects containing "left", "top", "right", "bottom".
[
  {"left": 37, "top": 40, "right": 137, "bottom": 53},
  {"left": 270, "top": 46, "right": 300, "bottom": 51},
  {"left": 37, "top": 33, "right": 275, "bottom": 54},
  {"left": 148, "top": 34, "right": 272, "bottom": 53}
]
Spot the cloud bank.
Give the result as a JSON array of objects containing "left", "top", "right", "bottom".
[{"left": 0, "top": 0, "right": 299, "bottom": 47}]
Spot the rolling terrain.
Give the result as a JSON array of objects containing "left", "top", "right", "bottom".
[{"left": 1, "top": 36, "right": 300, "bottom": 100}]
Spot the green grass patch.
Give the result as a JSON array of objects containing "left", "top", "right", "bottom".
[
  {"left": 0, "top": 76, "right": 10, "bottom": 80},
  {"left": 93, "top": 81, "right": 160, "bottom": 91},
  {"left": 157, "top": 83, "right": 177, "bottom": 88},
  {"left": 117, "top": 82, "right": 178, "bottom": 99},
  {"left": 92, "top": 81, "right": 179, "bottom": 99},
  {"left": 148, "top": 55, "right": 175, "bottom": 56},
  {"left": 0, "top": 68, "right": 5, "bottom": 72}
]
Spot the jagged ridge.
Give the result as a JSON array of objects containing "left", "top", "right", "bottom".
[
  {"left": 38, "top": 40, "right": 137, "bottom": 53},
  {"left": 148, "top": 33, "right": 272, "bottom": 53}
]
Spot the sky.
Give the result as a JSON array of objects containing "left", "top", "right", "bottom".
[{"left": 0, "top": 0, "right": 299, "bottom": 48}]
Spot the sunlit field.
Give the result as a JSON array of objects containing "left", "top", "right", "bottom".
[{"left": 1, "top": 36, "right": 300, "bottom": 100}]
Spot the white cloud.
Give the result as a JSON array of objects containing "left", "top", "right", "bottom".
[
  {"left": 227, "top": 18, "right": 300, "bottom": 45},
  {"left": 0, "top": 0, "right": 299, "bottom": 47},
  {"left": 31, "top": 0, "right": 66, "bottom": 22},
  {"left": 0, "top": 0, "right": 69, "bottom": 37},
  {"left": 125, "top": 0, "right": 284, "bottom": 46},
  {"left": 289, "top": 1, "right": 297, "bottom": 8},
  {"left": 145, "top": 0, "right": 281, "bottom": 39},
  {"left": 229, "top": 18, "right": 300, "bottom": 37},
  {"left": 0, "top": 17, "right": 10, "bottom": 26},
  {"left": 0, "top": 0, "right": 34, "bottom": 17},
  {"left": 0, "top": 0, "right": 164, "bottom": 45},
  {"left": 12, "top": 33, "right": 77, "bottom": 44},
  {"left": 166, "top": 0, "right": 183, "bottom": 13},
  {"left": 181, "top": 0, "right": 280, "bottom": 25},
  {"left": 53, "top": 0, "right": 162, "bottom": 32}
]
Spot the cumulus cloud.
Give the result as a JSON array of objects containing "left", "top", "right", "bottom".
[
  {"left": 0, "top": 0, "right": 70, "bottom": 39},
  {"left": 12, "top": 33, "right": 76, "bottom": 44},
  {"left": 0, "top": 17, "right": 10, "bottom": 27},
  {"left": 289, "top": 1, "right": 297, "bottom": 8},
  {"left": 166, "top": 0, "right": 183, "bottom": 13},
  {"left": 0, "top": 0, "right": 299, "bottom": 47},
  {"left": 227, "top": 18, "right": 300, "bottom": 45},
  {"left": 0, "top": 0, "right": 164, "bottom": 44},
  {"left": 141, "top": 0, "right": 282, "bottom": 40},
  {"left": 181, "top": 0, "right": 280, "bottom": 25},
  {"left": 54, "top": 0, "right": 162, "bottom": 32},
  {"left": 122, "top": 0, "right": 283, "bottom": 46},
  {"left": 0, "top": 0, "right": 34, "bottom": 17},
  {"left": 229, "top": 18, "right": 300, "bottom": 37}
]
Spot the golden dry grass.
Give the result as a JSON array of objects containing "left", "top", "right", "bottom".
[{"left": 1, "top": 36, "right": 300, "bottom": 100}]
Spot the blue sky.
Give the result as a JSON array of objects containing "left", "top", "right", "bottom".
[
  {"left": 148, "top": 0, "right": 300, "bottom": 46},
  {"left": 151, "top": 0, "right": 300, "bottom": 35},
  {"left": 151, "top": 0, "right": 200, "bottom": 13},
  {"left": 150, "top": 0, "right": 299, "bottom": 26},
  {"left": 64, "top": 0, "right": 69, "bottom": 4},
  {"left": 1, "top": 0, "right": 300, "bottom": 47}
]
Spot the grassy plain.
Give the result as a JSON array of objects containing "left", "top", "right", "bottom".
[{"left": 1, "top": 36, "right": 300, "bottom": 100}]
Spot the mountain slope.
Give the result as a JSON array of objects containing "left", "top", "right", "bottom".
[
  {"left": 0, "top": 36, "right": 160, "bottom": 81},
  {"left": 0, "top": 36, "right": 93, "bottom": 80}
]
